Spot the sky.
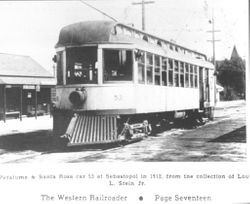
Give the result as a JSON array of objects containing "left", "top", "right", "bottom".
[{"left": 0, "top": 0, "right": 248, "bottom": 72}]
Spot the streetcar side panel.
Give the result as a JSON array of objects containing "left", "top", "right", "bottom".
[
  {"left": 54, "top": 84, "right": 199, "bottom": 114},
  {"left": 134, "top": 85, "right": 199, "bottom": 113},
  {"left": 55, "top": 85, "right": 136, "bottom": 113}
]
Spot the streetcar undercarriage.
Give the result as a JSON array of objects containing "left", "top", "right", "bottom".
[{"left": 53, "top": 108, "right": 214, "bottom": 147}]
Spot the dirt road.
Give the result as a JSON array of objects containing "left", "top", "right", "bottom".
[{"left": 0, "top": 101, "right": 246, "bottom": 163}]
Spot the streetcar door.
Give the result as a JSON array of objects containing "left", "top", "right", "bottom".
[{"left": 199, "top": 67, "right": 204, "bottom": 109}]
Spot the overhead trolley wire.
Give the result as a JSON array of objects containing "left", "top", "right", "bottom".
[{"left": 79, "top": 0, "right": 118, "bottom": 22}]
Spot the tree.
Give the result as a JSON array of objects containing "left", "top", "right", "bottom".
[{"left": 217, "top": 56, "right": 245, "bottom": 100}]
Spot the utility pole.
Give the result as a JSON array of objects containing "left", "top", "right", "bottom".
[
  {"left": 207, "top": 9, "right": 220, "bottom": 65},
  {"left": 132, "top": 0, "right": 155, "bottom": 31},
  {"left": 207, "top": 9, "right": 220, "bottom": 104}
]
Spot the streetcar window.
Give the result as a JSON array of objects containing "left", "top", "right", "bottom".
[
  {"left": 168, "top": 59, "right": 173, "bottom": 86},
  {"left": 124, "top": 28, "right": 132, "bottom": 36},
  {"left": 135, "top": 32, "right": 141, "bottom": 39},
  {"left": 149, "top": 37, "right": 156, "bottom": 44},
  {"left": 104, "top": 49, "right": 133, "bottom": 81},
  {"left": 185, "top": 63, "right": 189, "bottom": 87},
  {"left": 174, "top": 60, "right": 179, "bottom": 87},
  {"left": 204, "top": 68, "right": 209, "bottom": 100},
  {"left": 157, "top": 40, "right": 162, "bottom": 46},
  {"left": 143, "top": 35, "right": 148, "bottom": 42},
  {"left": 138, "top": 51, "right": 145, "bottom": 84},
  {"left": 56, "top": 51, "right": 64, "bottom": 85},
  {"left": 190, "top": 65, "right": 194, "bottom": 87},
  {"left": 146, "top": 53, "right": 153, "bottom": 84},
  {"left": 154, "top": 55, "right": 161, "bottom": 85},
  {"left": 116, "top": 26, "right": 123, "bottom": 35},
  {"left": 162, "top": 58, "right": 167, "bottom": 86},
  {"left": 162, "top": 43, "right": 168, "bottom": 50},
  {"left": 111, "top": 26, "right": 117, "bottom": 35},
  {"left": 66, "top": 47, "right": 97, "bottom": 84},
  {"left": 194, "top": 66, "right": 198, "bottom": 88},
  {"left": 180, "top": 62, "right": 184, "bottom": 87}
]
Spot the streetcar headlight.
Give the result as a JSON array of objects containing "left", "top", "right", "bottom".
[{"left": 69, "top": 88, "right": 87, "bottom": 106}]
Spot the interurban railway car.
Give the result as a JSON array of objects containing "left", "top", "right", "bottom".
[{"left": 52, "top": 21, "right": 215, "bottom": 146}]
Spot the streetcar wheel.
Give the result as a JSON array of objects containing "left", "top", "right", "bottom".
[
  {"left": 160, "top": 119, "right": 170, "bottom": 132},
  {"left": 150, "top": 123, "right": 158, "bottom": 136}
]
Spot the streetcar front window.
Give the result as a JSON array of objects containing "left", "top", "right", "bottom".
[
  {"left": 103, "top": 49, "right": 133, "bottom": 82},
  {"left": 56, "top": 51, "right": 64, "bottom": 85},
  {"left": 66, "top": 47, "right": 97, "bottom": 84}
]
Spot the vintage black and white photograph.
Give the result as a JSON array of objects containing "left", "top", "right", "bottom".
[{"left": 0, "top": 0, "right": 247, "bottom": 163}]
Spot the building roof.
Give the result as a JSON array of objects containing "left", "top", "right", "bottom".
[
  {"left": 0, "top": 53, "right": 53, "bottom": 77},
  {"left": 0, "top": 53, "right": 56, "bottom": 85},
  {"left": 230, "top": 45, "right": 240, "bottom": 60},
  {"left": 0, "top": 76, "right": 56, "bottom": 85}
]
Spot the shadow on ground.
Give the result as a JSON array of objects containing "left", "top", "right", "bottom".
[
  {"left": 0, "top": 131, "right": 65, "bottom": 153},
  {"left": 209, "top": 126, "right": 246, "bottom": 143},
  {"left": 0, "top": 125, "right": 246, "bottom": 156},
  {"left": 0, "top": 131, "right": 122, "bottom": 153}
]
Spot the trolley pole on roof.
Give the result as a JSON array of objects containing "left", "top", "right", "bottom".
[
  {"left": 132, "top": 0, "right": 155, "bottom": 31},
  {"left": 80, "top": 0, "right": 118, "bottom": 22}
]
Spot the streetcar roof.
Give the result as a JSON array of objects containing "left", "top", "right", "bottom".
[
  {"left": 56, "top": 21, "right": 213, "bottom": 68},
  {"left": 55, "top": 21, "right": 116, "bottom": 48}
]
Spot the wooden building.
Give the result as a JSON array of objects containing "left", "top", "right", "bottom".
[{"left": 0, "top": 53, "right": 56, "bottom": 122}]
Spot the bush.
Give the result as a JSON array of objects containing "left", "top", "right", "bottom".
[{"left": 220, "top": 86, "right": 240, "bottom": 101}]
